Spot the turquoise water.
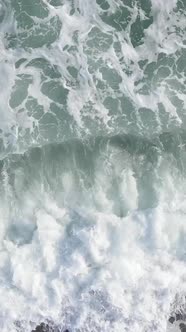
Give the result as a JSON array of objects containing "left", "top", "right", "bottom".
[{"left": 0, "top": 0, "right": 186, "bottom": 331}]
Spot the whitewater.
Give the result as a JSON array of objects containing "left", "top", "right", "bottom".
[{"left": 0, "top": 0, "right": 186, "bottom": 331}]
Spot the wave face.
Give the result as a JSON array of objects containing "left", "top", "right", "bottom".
[{"left": 0, "top": 0, "right": 186, "bottom": 331}]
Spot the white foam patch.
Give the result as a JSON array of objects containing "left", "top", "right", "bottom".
[{"left": 0, "top": 143, "right": 185, "bottom": 331}]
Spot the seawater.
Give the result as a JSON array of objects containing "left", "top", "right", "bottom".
[{"left": 0, "top": 0, "right": 186, "bottom": 331}]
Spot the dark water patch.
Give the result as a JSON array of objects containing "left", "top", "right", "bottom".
[
  {"left": 100, "top": 6, "right": 132, "bottom": 31},
  {"left": 9, "top": 75, "right": 33, "bottom": 109},
  {"left": 6, "top": 16, "right": 62, "bottom": 49},
  {"left": 180, "top": 323, "right": 186, "bottom": 332},
  {"left": 26, "top": 58, "right": 62, "bottom": 80},
  {"left": 31, "top": 322, "right": 62, "bottom": 332}
]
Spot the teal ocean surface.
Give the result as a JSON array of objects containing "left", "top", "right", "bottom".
[{"left": 0, "top": 0, "right": 186, "bottom": 331}]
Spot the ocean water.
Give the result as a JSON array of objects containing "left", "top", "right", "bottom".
[{"left": 0, "top": 0, "right": 186, "bottom": 331}]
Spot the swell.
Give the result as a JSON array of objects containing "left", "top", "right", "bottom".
[
  {"left": 0, "top": 130, "right": 185, "bottom": 221},
  {"left": 1, "top": 129, "right": 186, "bottom": 167}
]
